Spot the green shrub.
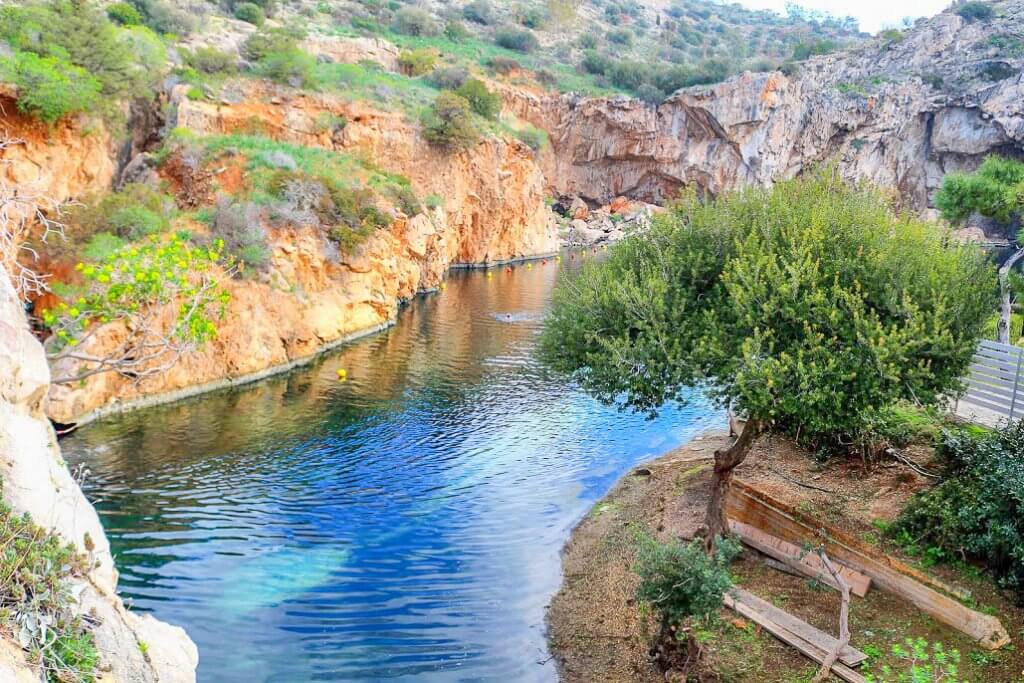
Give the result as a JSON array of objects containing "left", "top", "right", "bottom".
[
  {"left": 422, "top": 91, "right": 479, "bottom": 149},
  {"left": 455, "top": 78, "right": 500, "bottom": 119},
  {"left": 578, "top": 33, "right": 598, "bottom": 49},
  {"left": 183, "top": 47, "right": 237, "bottom": 75},
  {"left": 494, "top": 26, "right": 539, "bottom": 53},
  {"left": 255, "top": 49, "right": 316, "bottom": 87},
  {"left": 106, "top": 2, "right": 142, "bottom": 25},
  {"left": 242, "top": 26, "right": 305, "bottom": 61},
  {"left": 0, "top": 51, "right": 101, "bottom": 124},
  {"left": 636, "top": 83, "right": 666, "bottom": 104},
  {"left": 892, "top": 422, "right": 1024, "bottom": 597},
  {"left": 516, "top": 5, "right": 547, "bottom": 29},
  {"left": 607, "top": 27, "right": 634, "bottom": 45},
  {"left": 82, "top": 231, "right": 128, "bottom": 261},
  {"left": 398, "top": 48, "right": 438, "bottom": 76},
  {"left": 211, "top": 199, "right": 270, "bottom": 272},
  {"left": 488, "top": 56, "right": 521, "bottom": 74},
  {"left": 879, "top": 28, "right": 905, "bottom": 45},
  {"left": 935, "top": 155, "right": 1024, "bottom": 224},
  {"left": 424, "top": 194, "right": 443, "bottom": 210},
  {"left": 634, "top": 532, "right": 739, "bottom": 631},
  {"left": 0, "top": 0, "right": 163, "bottom": 107},
  {"left": 581, "top": 50, "right": 612, "bottom": 75},
  {"left": 791, "top": 38, "right": 836, "bottom": 60},
  {"left": 0, "top": 494, "right": 99, "bottom": 683},
  {"left": 609, "top": 59, "right": 646, "bottom": 90},
  {"left": 429, "top": 65, "right": 470, "bottom": 89},
  {"left": 859, "top": 403, "right": 945, "bottom": 451},
  {"left": 444, "top": 20, "right": 471, "bottom": 42},
  {"left": 392, "top": 6, "right": 439, "bottom": 36},
  {"left": 866, "top": 638, "right": 962, "bottom": 682},
  {"left": 462, "top": 0, "right": 495, "bottom": 25},
  {"left": 131, "top": 0, "right": 198, "bottom": 34},
  {"left": 513, "top": 124, "right": 547, "bottom": 152},
  {"left": 956, "top": 1, "right": 994, "bottom": 22},
  {"left": 234, "top": 2, "right": 264, "bottom": 25},
  {"left": 70, "top": 184, "right": 175, "bottom": 243}
]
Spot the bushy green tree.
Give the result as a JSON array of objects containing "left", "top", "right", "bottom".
[
  {"left": 106, "top": 2, "right": 142, "bottom": 25},
  {"left": 494, "top": 26, "right": 539, "bottom": 53},
  {"left": 398, "top": 48, "right": 438, "bottom": 76},
  {"left": 392, "top": 6, "right": 439, "bottom": 36},
  {"left": 935, "top": 155, "right": 1024, "bottom": 224},
  {"left": 539, "top": 168, "right": 995, "bottom": 545},
  {"left": 0, "top": 52, "right": 101, "bottom": 123},
  {"left": 635, "top": 533, "right": 739, "bottom": 633},
  {"left": 44, "top": 233, "right": 232, "bottom": 384},
  {"left": 455, "top": 78, "right": 500, "bottom": 119},
  {"left": 892, "top": 421, "right": 1024, "bottom": 597},
  {"left": 422, "top": 91, "right": 480, "bottom": 149},
  {"left": 233, "top": 2, "right": 265, "bottom": 25}
]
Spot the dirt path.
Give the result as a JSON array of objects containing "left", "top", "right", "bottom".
[{"left": 547, "top": 431, "right": 1024, "bottom": 682}]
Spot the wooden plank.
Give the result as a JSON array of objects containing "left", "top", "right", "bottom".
[
  {"left": 724, "top": 590, "right": 867, "bottom": 683},
  {"left": 728, "top": 587, "right": 867, "bottom": 667},
  {"left": 729, "top": 519, "right": 871, "bottom": 597},
  {"left": 727, "top": 481, "right": 1011, "bottom": 650}
]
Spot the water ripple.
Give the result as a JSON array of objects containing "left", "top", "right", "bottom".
[{"left": 63, "top": 257, "right": 723, "bottom": 682}]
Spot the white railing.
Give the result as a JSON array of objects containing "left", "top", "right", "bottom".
[{"left": 962, "top": 340, "right": 1024, "bottom": 421}]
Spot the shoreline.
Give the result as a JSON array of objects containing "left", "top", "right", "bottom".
[{"left": 55, "top": 251, "right": 564, "bottom": 428}]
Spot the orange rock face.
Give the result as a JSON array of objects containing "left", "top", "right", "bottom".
[{"left": 40, "top": 84, "right": 557, "bottom": 423}]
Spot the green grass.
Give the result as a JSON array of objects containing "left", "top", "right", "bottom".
[{"left": 312, "top": 61, "right": 440, "bottom": 117}]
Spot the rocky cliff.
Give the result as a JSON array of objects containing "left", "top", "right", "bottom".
[
  {"left": 38, "top": 83, "right": 557, "bottom": 423},
  {"left": 0, "top": 264, "right": 198, "bottom": 681},
  {"left": 506, "top": 1, "right": 1024, "bottom": 214}
]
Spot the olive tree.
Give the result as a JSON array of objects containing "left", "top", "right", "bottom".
[{"left": 539, "top": 168, "right": 995, "bottom": 547}]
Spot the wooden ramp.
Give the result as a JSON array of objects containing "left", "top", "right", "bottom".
[
  {"left": 727, "top": 480, "right": 1010, "bottom": 650},
  {"left": 729, "top": 519, "right": 871, "bottom": 597},
  {"left": 724, "top": 588, "right": 867, "bottom": 683}
]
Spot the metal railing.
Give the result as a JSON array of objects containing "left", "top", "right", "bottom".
[{"left": 963, "top": 340, "right": 1024, "bottom": 421}]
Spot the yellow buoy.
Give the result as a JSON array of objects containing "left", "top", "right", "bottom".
[
  {"left": 527, "top": 263, "right": 533, "bottom": 269},
  {"left": 337, "top": 368, "right": 347, "bottom": 381},
  {"left": 487, "top": 271, "right": 493, "bottom": 278},
  {"left": 439, "top": 282, "right": 446, "bottom": 290}
]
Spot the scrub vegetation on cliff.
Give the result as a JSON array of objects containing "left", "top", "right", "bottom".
[{"left": 0, "top": 492, "right": 98, "bottom": 683}]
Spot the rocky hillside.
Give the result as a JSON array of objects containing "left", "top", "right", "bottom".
[
  {"left": 507, "top": 0, "right": 1024, "bottom": 221},
  {"left": 0, "top": 265, "right": 198, "bottom": 681}
]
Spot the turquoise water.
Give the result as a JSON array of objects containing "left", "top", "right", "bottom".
[{"left": 62, "top": 257, "right": 723, "bottom": 682}]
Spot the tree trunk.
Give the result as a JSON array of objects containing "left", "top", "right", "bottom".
[
  {"left": 998, "top": 247, "right": 1024, "bottom": 345},
  {"left": 705, "top": 418, "right": 764, "bottom": 553}
]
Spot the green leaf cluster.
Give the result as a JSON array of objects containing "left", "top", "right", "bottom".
[
  {"left": 634, "top": 532, "right": 739, "bottom": 630},
  {"left": 454, "top": 78, "right": 500, "bottom": 119},
  {"left": 422, "top": 91, "right": 480, "bottom": 149},
  {"left": 0, "top": 492, "right": 99, "bottom": 683},
  {"left": 865, "top": 638, "right": 962, "bottom": 682},
  {"left": 891, "top": 421, "right": 1024, "bottom": 598},
  {"left": 538, "top": 168, "right": 996, "bottom": 447},
  {"left": 935, "top": 155, "right": 1024, "bottom": 224},
  {"left": 0, "top": 0, "right": 164, "bottom": 122},
  {"left": 43, "top": 233, "right": 231, "bottom": 349}
]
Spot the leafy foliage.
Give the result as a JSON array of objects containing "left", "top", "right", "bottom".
[
  {"left": 865, "top": 638, "right": 962, "bottom": 682},
  {"left": 513, "top": 124, "right": 547, "bottom": 152},
  {"left": 538, "top": 168, "right": 995, "bottom": 448},
  {"left": 68, "top": 184, "right": 175, "bottom": 246},
  {"left": 935, "top": 155, "right": 1024, "bottom": 224},
  {"left": 494, "top": 26, "right": 539, "bottom": 53},
  {"left": 233, "top": 2, "right": 264, "bottom": 25},
  {"left": 455, "top": 78, "right": 500, "bottom": 119},
  {"left": 0, "top": 0, "right": 164, "bottom": 122},
  {"left": 422, "top": 91, "right": 480, "bottom": 149},
  {"left": 106, "top": 2, "right": 142, "bottom": 25},
  {"left": 241, "top": 26, "right": 305, "bottom": 62},
  {"left": 634, "top": 532, "right": 739, "bottom": 629},
  {"left": 398, "top": 48, "right": 438, "bottom": 76},
  {"left": 255, "top": 48, "right": 316, "bottom": 88},
  {"left": 0, "top": 494, "right": 98, "bottom": 683},
  {"left": 44, "top": 234, "right": 230, "bottom": 365},
  {"left": 891, "top": 421, "right": 1024, "bottom": 598},
  {"left": 210, "top": 199, "right": 270, "bottom": 272},
  {"left": 0, "top": 51, "right": 101, "bottom": 124},
  {"left": 392, "top": 6, "right": 439, "bottom": 36},
  {"left": 462, "top": 0, "right": 495, "bottom": 25},
  {"left": 956, "top": 2, "right": 995, "bottom": 22},
  {"left": 183, "top": 46, "right": 237, "bottom": 75}
]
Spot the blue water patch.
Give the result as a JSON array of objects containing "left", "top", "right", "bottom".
[{"left": 63, "top": 260, "right": 724, "bottom": 682}]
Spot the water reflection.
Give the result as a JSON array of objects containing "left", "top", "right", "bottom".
[{"left": 64, "top": 257, "right": 723, "bottom": 682}]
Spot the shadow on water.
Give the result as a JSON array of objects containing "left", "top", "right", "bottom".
[{"left": 63, "top": 256, "right": 724, "bottom": 682}]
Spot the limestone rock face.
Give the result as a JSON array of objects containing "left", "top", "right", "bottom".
[
  {"left": 0, "top": 266, "right": 199, "bottom": 682},
  {"left": 505, "top": 1, "right": 1024, "bottom": 209},
  {"left": 44, "top": 85, "right": 557, "bottom": 423},
  {"left": 301, "top": 35, "right": 401, "bottom": 72}
]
